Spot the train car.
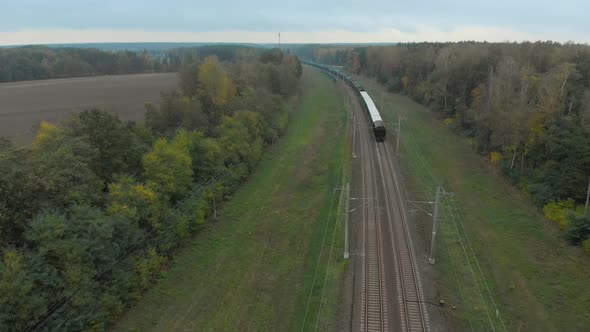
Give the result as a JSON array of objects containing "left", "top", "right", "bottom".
[
  {"left": 359, "top": 91, "right": 386, "bottom": 141},
  {"left": 301, "top": 59, "right": 386, "bottom": 141},
  {"left": 353, "top": 81, "right": 364, "bottom": 93}
]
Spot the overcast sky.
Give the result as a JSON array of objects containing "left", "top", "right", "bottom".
[{"left": 0, "top": 0, "right": 587, "bottom": 45}]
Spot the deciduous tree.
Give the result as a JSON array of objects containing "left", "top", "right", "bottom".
[{"left": 143, "top": 137, "right": 193, "bottom": 200}]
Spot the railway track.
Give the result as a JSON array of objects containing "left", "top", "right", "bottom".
[
  {"left": 376, "top": 142, "right": 429, "bottom": 332},
  {"left": 359, "top": 117, "right": 388, "bottom": 332},
  {"left": 355, "top": 100, "right": 429, "bottom": 332},
  {"left": 342, "top": 74, "right": 429, "bottom": 331}
]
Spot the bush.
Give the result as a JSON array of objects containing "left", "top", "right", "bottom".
[
  {"left": 136, "top": 248, "right": 167, "bottom": 291},
  {"left": 543, "top": 199, "right": 575, "bottom": 229},
  {"left": 489, "top": 151, "right": 503, "bottom": 166}
]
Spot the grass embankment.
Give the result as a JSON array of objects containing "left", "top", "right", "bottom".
[
  {"left": 359, "top": 78, "right": 590, "bottom": 331},
  {"left": 115, "top": 68, "right": 350, "bottom": 331}
]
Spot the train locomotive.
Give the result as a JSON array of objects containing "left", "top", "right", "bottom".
[{"left": 301, "top": 60, "right": 386, "bottom": 142}]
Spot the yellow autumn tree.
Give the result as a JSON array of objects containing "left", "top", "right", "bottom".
[
  {"left": 198, "top": 56, "right": 235, "bottom": 107},
  {"left": 32, "top": 121, "right": 60, "bottom": 149},
  {"left": 107, "top": 175, "right": 160, "bottom": 223}
]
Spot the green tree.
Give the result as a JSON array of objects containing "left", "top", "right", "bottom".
[
  {"left": 145, "top": 92, "right": 208, "bottom": 135},
  {"left": 217, "top": 113, "right": 264, "bottom": 172},
  {"left": 170, "top": 130, "right": 224, "bottom": 182},
  {"left": 527, "top": 117, "right": 590, "bottom": 204},
  {"left": 25, "top": 205, "right": 138, "bottom": 331},
  {"left": 63, "top": 109, "right": 144, "bottom": 183},
  {"left": 0, "top": 149, "right": 37, "bottom": 246},
  {"left": 566, "top": 214, "right": 590, "bottom": 245},
  {"left": 0, "top": 251, "right": 47, "bottom": 330},
  {"left": 31, "top": 121, "right": 103, "bottom": 208},
  {"left": 179, "top": 62, "right": 201, "bottom": 97},
  {"left": 192, "top": 137, "right": 224, "bottom": 182},
  {"left": 143, "top": 137, "right": 193, "bottom": 200}
]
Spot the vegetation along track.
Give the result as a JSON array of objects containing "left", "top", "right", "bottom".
[{"left": 349, "top": 80, "right": 429, "bottom": 331}]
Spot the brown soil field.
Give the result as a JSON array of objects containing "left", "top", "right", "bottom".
[{"left": 0, "top": 73, "right": 178, "bottom": 141}]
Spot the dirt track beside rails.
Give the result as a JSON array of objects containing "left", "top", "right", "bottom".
[{"left": 0, "top": 73, "right": 178, "bottom": 140}]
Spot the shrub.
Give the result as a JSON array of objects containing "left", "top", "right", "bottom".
[
  {"left": 136, "top": 248, "right": 167, "bottom": 291},
  {"left": 489, "top": 151, "right": 503, "bottom": 166},
  {"left": 543, "top": 199, "right": 575, "bottom": 229}
]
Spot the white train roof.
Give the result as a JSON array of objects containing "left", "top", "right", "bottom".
[{"left": 360, "top": 91, "right": 383, "bottom": 123}]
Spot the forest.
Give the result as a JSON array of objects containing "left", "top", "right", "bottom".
[
  {"left": 0, "top": 44, "right": 261, "bottom": 82},
  {"left": 299, "top": 42, "right": 590, "bottom": 248},
  {"left": 0, "top": 46, "right": 162, "bottom": 81},
  {"left": 0, "top": 48, "right": 302, "bottom": 330}
]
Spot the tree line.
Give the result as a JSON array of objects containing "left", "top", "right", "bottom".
[
  {"left": 0, "top": 45, "right": 264, "bottom": 83},
  {"left": 0, "top": 48, "right": 301, "bottom": 330},
  {"left": 300, "top": 42, "right": 590, "bottom": 249},
  {"left": 0, "top": 46, "right": 163, "bottom": 82}
]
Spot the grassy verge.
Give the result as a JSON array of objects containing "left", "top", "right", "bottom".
[
  {"left": 359, "top": 77, "right": 590, "bottom": 331},
  {"left": 114, "top": 68, "right": 350, "bottom": 331}
]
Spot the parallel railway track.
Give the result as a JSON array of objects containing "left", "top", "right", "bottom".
[{"left": 376, "top": 142, "right": 429, "bottom": 332}]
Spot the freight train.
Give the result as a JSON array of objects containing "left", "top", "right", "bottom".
[{"left": 301, "top": 60, "right": 386, "bottom": 142}]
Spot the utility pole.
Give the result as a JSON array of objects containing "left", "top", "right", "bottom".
[
  {"left": 396, "top": 114, "right": 401, "bottom": 155},
  {"left": 429, "top": 186, "right": 442, "bottom": 264},
  {"left": 381, "top": 92, "right": 384, "bottom": 110},
  {"left": 344, "top": 182, "right": 351, "bottom": 259},
  {"left": 585, "top": 176, "right": 590, "bottom": 216}
]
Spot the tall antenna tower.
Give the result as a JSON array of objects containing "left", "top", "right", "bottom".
[{"left": 278, "top": 32, "right": 281, "bottom": 49}]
